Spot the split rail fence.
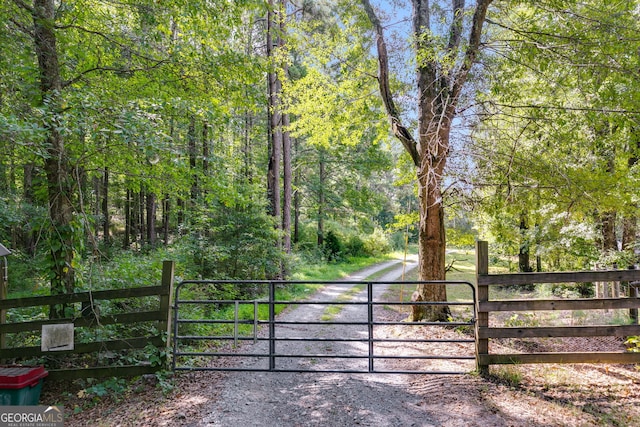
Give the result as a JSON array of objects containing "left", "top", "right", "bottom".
[
  {"left": 0, "top": 261, "right": 174, "bottom": 380},
  {"left": 475, "top": 241, "right": 640, "bottom": 374},
  {"left": 2, "top": 246, "right": 640, "bottom": 380}
]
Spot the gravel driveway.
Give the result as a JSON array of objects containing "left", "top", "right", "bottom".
[{"left": 201, "top": 257, "right": 460, "bottom": 427}]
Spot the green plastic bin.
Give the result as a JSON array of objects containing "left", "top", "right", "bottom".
[{"left": 0, "top": 366, "right": 48, "bottom": 406}]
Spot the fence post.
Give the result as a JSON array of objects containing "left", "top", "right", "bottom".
[
  {"left": 0, "top": 261, "right": 6, "bottom": 350},
  {"left": 160, "top": 261, "right": 175, "bottom": 352},
  {"left": 475, "top": 241, "right": 489, "bottom": 376}
]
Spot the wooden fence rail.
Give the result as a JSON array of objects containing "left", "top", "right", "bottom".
[
  {"left": 475, "top": 241, "right": 640, "bottom": 374},
  {"left": 0, "top": 261, "right": 174, "bottom": 380}
]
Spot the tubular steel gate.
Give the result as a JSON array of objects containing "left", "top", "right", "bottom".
[{"left": 172, "top": 280, "right": 477, "bottom": 375}]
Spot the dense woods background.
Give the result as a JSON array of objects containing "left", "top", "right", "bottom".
[{"left": 1, "top": 0, "right": 639, "bottom": 311}]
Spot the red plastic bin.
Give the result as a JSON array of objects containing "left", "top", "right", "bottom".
[{"left": 0, "top": 366, "right": 48, "bottom": 406}]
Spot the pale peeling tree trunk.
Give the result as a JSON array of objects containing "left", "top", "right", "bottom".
[{"left": 362, "top": 0, "right": 492, "bottom": 320}]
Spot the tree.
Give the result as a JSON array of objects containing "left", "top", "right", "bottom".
[
  {"left": 12, "top": 0, "right": 77, "bottom": 318},
  {"left": 361, "top": 0, "right": 493, "bottom": 320},
  {"left": 471, "top": 0, "right": 640, "bottom": 270},
  {"left": 267, "top": 0, "right": 294, "bottom": 277}
]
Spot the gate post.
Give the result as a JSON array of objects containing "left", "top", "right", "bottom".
[
  {"left": 160, "top": 260, "right": 175, "bottom": 352},
  {"left": 475, "top": 241, "right": 489, "bottom": 376},
  {"left": 269, "top": 281, "right": 276, "bottom": 371}
]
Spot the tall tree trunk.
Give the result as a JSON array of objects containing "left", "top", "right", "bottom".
[
  {"left": 597, "top": 150, "right": 618, "bottom": 258},
  {"left": 22, "top": 164, "right": 36, "bottom": 256},
  {"left": 280, "top": 2, "right": 292, "bottom": 259},
  {"left": 202, "top": 122, "right": 210, "bottom": 199},
  {"left": 124, "top": 188, "right": 132, "bottom": 249},
  {"left": 188, "top": 116, "right": 198, "bottom": 204},
  {"left": 362, "top": 0, "right": 492, "bottom": 320},
  {"left": 293, "top": 138, "right": 301, "bottom": 244},
  {"left": 282, "top": 111, "right": 292, "bottom": 255},
  {"left": 242, "top": 14, "right": 255, "bottom": 183},
  {"left": 138, "top": 190, "right": 145, "bottom": 246},
  {"left": 413, "top": 125, "right": 450, "bottom": 321},
  {"left": 162, "top": 195, "right": 170, "bottom": 246},
  {"left": 599, "top": 211, "right": 617, "bottom": 253},
  {"left": 317, "top": 150, "right": 326, "bottom": 248},
  {"left": 146, "top": 192, "right": 157, "bottom": 246},
  {"left": 177, "top": 198, "right": 185, "bottom": 232},
  {"left": 243, "top": 110, "right": 253, "bottom": 180},
  {"left": 32, "top": 0, "right": 76, "bottom": 318},
  {"left": 518, "top": 213, "right": 532, "bottom": 272},
  {"left": 266, "top": 0, "right": 282, "bottom": 223},
  {"left": 92, "top": 174, "right": 100, "bottom": 241},
  {"left": 102, "top": 168, "right": 110, "bottom": 245}
]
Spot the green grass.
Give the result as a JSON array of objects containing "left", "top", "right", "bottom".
[
  {"left": 290, "top": 253, "right": 399, "bottom": 281},
  {"left": 381, "top": 248, "right": 477, "bottom": 320}
]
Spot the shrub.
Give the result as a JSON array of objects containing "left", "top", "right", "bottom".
[
  {"left": 323, "top": 231, "right": 343, "bottom": 262},
  {"left": 344, "top": 235, "right": 366, "bottom": 257},
  {"left": 189, "top": 202, "right": 284, "bottom": 282},
  {"left": 362, "top": 228, "right": 391, "bottom": 256}
]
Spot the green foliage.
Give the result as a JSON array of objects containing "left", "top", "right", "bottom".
[
  {"left": 344, "top": 235, "right": 366, "bottom": 257},
  {"left": 446, "top": 228, "right": 476, "bottom": 249},
  {"left": 489, "top": 365, "right": 523, "bottom": 388},
  {"left": 625, "top": 336, "right": 640, "bottom": 353},
  {"left": 77, "top": 377, "right": 127, "bottom": 403},
  {"left": 504, "top": 313, "right": 540, "bottom": 328},
  {"left": 323, "top": 231, "right": 343, "bottom": 262},
  {"left": 362, "top": 227, "right": 392, "bottom": 257},
  {"left": 188, "top": 201, "right": 284, "bottom": 281},
  {"left": 472, "top": 0, "right": 640, "bottom": 270}
]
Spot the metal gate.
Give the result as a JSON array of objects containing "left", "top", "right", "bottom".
[{"left": 172, "top": 280, "right": 476, "bottom": 374}]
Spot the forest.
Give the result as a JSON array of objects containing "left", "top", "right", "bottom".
[{"left": 0, "top": 0, "right": 639, "bottom": 315}]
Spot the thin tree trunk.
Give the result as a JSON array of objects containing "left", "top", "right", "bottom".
[
  {"left": 519, "top": 213, "right": 532, "bottom": 272},
  {"left": 266, "top": 0, "right": 282, "bottom": 224},
  {"left": 317, "top": 151, "right": 326, "bottom": 248},
  {"left": 243, "top": 13, "right": 254, "bottom": 183},
  {"left": 22, "top": 164, "right": 36, "bottom": 256},
  {"left": 124, "top": 188, "right": 131, "bottom": 249},
  {"left": 188, "top": 116, "right": 198, "bottom": 204},
  {"left": 282, "top": 113, "right": 292, "bottom": 255},
  {"left": 203, "top": 122, "right": 210, "bottom": 199},
  {"left": 280, "top": 0, "right": 292, "bottom": 261},
  {"left": 162, "top": 195, "right": 170, "bottom": 246},
  {"left": 139, "top": 190, "right": 146, "bottom": 246},
  {"left": 102, "top": 168, "right": 110, "bottom": 245},
  {"left": 177, "top": 198, "right": 185, "bottom": 232},
  {"left": 293, "top": 138, "right": 301, "bottom": 244},
  {"left": 146, "top": 192, "right": 157, "bottom": 246},
  {"left": 93, "top": 174, "right": 100, "bottom": 241}
]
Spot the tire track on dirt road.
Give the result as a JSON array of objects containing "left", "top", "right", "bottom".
[{"left": 200, "top": 256, "right": 445, "bottom": 427}]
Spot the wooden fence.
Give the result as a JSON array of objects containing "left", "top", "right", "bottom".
[
  {"left": 0, "top": 261, "right": 174, "bottom": 380},
  {"left": 475, "top": 241, "right": 640, "bottom": 374}
]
